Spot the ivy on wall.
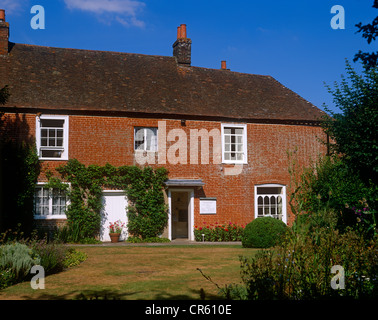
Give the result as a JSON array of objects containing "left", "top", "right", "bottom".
[{"left": 46, "top": 159, "right": 168, "bottom": 240}]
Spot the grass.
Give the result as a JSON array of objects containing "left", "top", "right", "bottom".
[{"left": 0, "top": 245, "right": 257, "bottom": 300}]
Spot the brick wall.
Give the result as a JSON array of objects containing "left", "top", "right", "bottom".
[{"left": 1, "top": 112, "right": 327, "bottom": 231}]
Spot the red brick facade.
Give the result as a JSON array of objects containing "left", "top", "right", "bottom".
[{"left": 1, "top": 111, "right": 327, "bottom": 231}]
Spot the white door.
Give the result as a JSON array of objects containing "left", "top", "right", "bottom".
[{"left": 100, "top": 191, "right": 128, "bottom": 242}]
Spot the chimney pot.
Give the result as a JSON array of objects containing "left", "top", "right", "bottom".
[
  {"left": 221, "top": 61, "right": 227, "bottom": 70},
  {"left": 0, "top": 9, "right": 5, "bottom": 22},
  {"left": 180, "top": 24, "right": 187, "bottom": 38},
  {"left": 177, "top": 26, "right": 181, "bottom": 39}
]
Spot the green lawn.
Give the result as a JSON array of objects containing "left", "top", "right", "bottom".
[{"left": 0, "top": 245, "right": 257, "bottom": 300}]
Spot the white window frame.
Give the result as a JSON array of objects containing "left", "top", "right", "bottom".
[
  {"left": 221, "top": 123, "right": 248, "bottom": 164},
  {"left": 254, "top": 184, "right": 287, "bottom": 224},
  {"left": 134, "top": 127, "right": 158, "bottom": 151},
  {"left": 36, "top": 115, "right": 69, "bottom": 160},
  {"left": 33, "top": 182, "right": 69, "bottom": 220}
]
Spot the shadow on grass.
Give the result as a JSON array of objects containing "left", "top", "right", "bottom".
[{"left": 19, "top": 288, "right": 222, "bottom": 300}]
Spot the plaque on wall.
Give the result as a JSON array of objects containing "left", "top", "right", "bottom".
[{"left": 200, "top": 198, "right": 216, "bottom": 215}]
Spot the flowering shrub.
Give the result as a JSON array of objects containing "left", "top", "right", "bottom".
[
  {"left": 215, "top": 210, "right": 378, "bottom": 300},
  {"left": 108, "top": 220, "right": 126, "bottom": 234},
  {"left": 194, "top": 222, "right": 244, "bottom": 242}
]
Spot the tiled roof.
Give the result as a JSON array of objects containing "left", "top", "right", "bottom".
[{"left": 0, "top": 43, "right": 325, "bottom": 123}]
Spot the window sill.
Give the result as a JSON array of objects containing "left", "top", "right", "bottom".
[
  {"left": 38, "top": 157, "right": 69, "bottom": 161},
  {"left": 34, "top": 215, "right": 67, "bottom": 220}
]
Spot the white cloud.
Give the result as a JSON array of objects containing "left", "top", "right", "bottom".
[
  {"left": 0, "top": 0, "right": 29, "bottom": 14},
  {"left": 64, "top": 0, "right": 145, "bottom": 27}
]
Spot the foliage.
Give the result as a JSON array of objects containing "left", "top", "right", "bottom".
[
  {"left": 289, "top": 154, "right": 377, "bottom": 237},
  {"left": 242, "top": 217, "right": 288, "bottom": 248},
  {"left": 29, "top": 239, "right": 68, "bottom": 275},
  {"left": 217, "top": 210, "right": 378, "bottom": 300},
  {"left": 46, "top": 159, "right": 168, "bottom": 241},
  {"left": 0, "top": 85, "right": 10, "bottom": 105},
  {"left": 62, "top": 248, "right": 88, "bottom": 269},
  {"left": 354, "top": 0, "right": 378, "bottom": 69},
  {"left": 0, "top": 242, "right": 40, "bottom": 288},
  {"left": 194, "top": 222, "right": 244, "bottom": 242},
  {"left": 0, "top": 111, "right": 40, "bottom": 235},
  {"left": 322, "top": 61, "right": 378, "bottom": 184}
]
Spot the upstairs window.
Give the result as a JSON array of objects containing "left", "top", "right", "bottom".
[
  {"left": 134, "top": 127, "right": 158, "bottom": 151},
  {"left": 221, "top": 124, "right": 247, "bottom": 164},
  {"left": 36, "top": 115, "right": 69, "bottom": 160},
  {"left": 254, "top": 184, "right": 287, "bottom": 223}
]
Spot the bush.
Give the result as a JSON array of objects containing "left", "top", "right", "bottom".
[
  {"left": 30, "top": 240, "right": 68, "bottom": 275},
  {"left": 242, "top": 217, "right": 288, "bottom": 248},
  {"left": 0, "top": 243, "right": 40, "bottom": 287},
  {"left": 237, "top": 225, "right": 378, "bottom": 300},
  {"left": 62, "top": 248, "right": 87, "bottom": 268}
]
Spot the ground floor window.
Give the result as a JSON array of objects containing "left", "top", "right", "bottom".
[
  {"left": 254, "top": 184, "right": 286, "bottom": 223},
  {"left": 34, "top": 185, "right": 67, "bottom": 218}
]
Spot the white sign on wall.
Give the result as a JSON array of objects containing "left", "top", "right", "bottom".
[{"left": 200, "top": 198, "right": 216, "bottom": 215}]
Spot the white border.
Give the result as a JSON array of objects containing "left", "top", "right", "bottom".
[
  {"left": 254, "top": 184, "right": 287, "bottom": 224},
  {"left": 167, "top": 188, "right": 194, "bottom": 241},
  {"left": 36, "top": 115, "right": 69, "bottom": 161},
  {"left": 221, "top": 123, "right": 248, "bottom": 164},
  {"left": 33, "top": 182, "right": 69, "bottom": 220}
]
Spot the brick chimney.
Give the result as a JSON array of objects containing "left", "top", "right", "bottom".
[
  {"left": 0, "top": 9, "right": 9, "bottom": 56},
  {"left": 173, "top": 24, "right": 191, "bottom": 66}
]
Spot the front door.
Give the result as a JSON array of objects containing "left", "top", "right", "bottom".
[
  {"left": 100, "top": 191, "right": 128, "bottom": 242},
  {"left": 171, "top": 191, "right": 189, "bottom": 239}
]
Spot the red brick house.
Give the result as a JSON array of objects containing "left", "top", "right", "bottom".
[{"left": 0, "top": 11, "right": 327, "bottom": 241}]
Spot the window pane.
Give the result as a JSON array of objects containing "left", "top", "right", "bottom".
[
  {"left": 234, "top": 128, "right": 243, "bottom": 134},
  {"left": 41, "top": 149, "right": 62, "bottom": 158},
  {"left": 41, "top": 119, "right": 64, "bottom": 128},
  {"left": 224, "top": 128, "right": 231, "bottom": 134}
]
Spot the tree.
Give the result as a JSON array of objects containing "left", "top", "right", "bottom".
[
  {"left": 322, "top": 61, "right": 378, "bottom": 185},
  {"left": 0, "top": 85, "right": 10, "bottom": 105},
  {"left": 354, "top": 0, "right": 378, "bottom": 68}
]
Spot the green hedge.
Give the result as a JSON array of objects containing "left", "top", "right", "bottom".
[{"left": 242, "top": 217, "right": 288, "bottom": 248}]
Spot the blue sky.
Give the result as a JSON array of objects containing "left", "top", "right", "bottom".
[{"left": 0, "top": 0, "right": 376, "bottom": 114}]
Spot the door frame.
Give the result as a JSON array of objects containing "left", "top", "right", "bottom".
[
  {"left": 100, "top": 190, "right": 128, "bottom": 242},
  {"left": 167, "top": 188, "right": 194, "bottom": 241}
]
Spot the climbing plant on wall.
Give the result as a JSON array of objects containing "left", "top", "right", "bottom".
[{"left": 46, "top": 159, "right": 168, "bottom": 241}]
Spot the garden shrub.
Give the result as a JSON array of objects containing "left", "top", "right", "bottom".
[
  {"left": 236, "top": 224, "right": 378, "bottom": 300},
  {"left": 30, "top": 240, "right": 68, "bottom": 275},
  {"left": 62, "top": 248, "right": 88, "bottom": 269},
  {"left": 242, "top": 217, "right": 288, "bottom": 248},
  {"left": 0, "top": 243, "right": 40, "bottom": 285}
]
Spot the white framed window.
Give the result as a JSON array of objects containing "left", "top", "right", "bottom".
[
  {"left": 254, "top": 184, "right": 287, "bottom": 224},
  {"left": 34, "top": 184, "right": 68, "bottom": 219},
  {"left": 134, "top": 127, "right": 158, "bottom": 151},
  {"left": 36, "top": 115, "right": 69, "bottom": 160},
  {"left": 221, "top": 123, "right": 247, "bottom": 164}
]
